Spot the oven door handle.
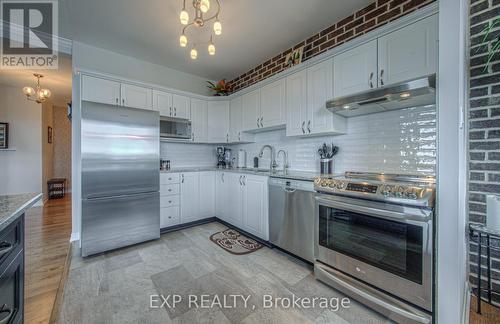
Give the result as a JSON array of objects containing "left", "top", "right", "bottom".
[
  {"left": 316, "top": 196, "right": 431, "bottom": 223},
  {"left": 315, "top": 263, "right": 431, "bottom": 323}
]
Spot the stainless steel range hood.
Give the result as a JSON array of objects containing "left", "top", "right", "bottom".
[{"left": 326, "top": 74, "right": 436, "bottom": 117}]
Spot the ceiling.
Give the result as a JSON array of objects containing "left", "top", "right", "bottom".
[
  {"left": 0, "top": 52, "right": 72, "bottom": 107},
  {"left": 59, "top": 0, "right": 373, "bottom": 81}
]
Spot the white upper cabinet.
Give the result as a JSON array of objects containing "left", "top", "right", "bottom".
[
  {"left": 172, "top": 94, "right": 191, "bottom": 119},
  {"left": 229, "top": 96, "right": 254, "bottom": 143},
  {"left": 153, "top": 90, "right": 172, "bottom": 116},
  {"left": 191, "top": 98, "right": 208, "bottom": 143},
  {"left": 207, "top": 100, "right": 229, "bottom": 143},
  {"left": 333, "top": 40, "right": 378, "bottom": 97},
  {"left": 307, "top": 58, "right": 345, "bottom": 135},
  {"left": 286, "top": 63, "right": 345, "bottom": 137},
  {"left": 242, "top": 175, "right": 268, "bottom": 240},
  {"left": 286, "top": 69, "right": 308, "bottom": 136},
  {"left": 120, "top": 83, "right": 152, "bottom": 110},
  {"left": 81, "top": 75, "right": 121, "bottom": 105},
  {"left": 378, "top": 14, "right": 438, "bottom": 86},
  {"left": 242, "top": 89, "right": 261, "bottom": 131},
  {"left": 260, "top": 79, "right": 286, "bottom": 128}
]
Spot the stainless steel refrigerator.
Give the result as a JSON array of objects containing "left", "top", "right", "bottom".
[{"left": 81, "top": 101, "right": 160, "bottom": 257}]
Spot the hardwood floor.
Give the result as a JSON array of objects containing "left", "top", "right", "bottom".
[
  {"left": 25, "top": 195, "right": 72, "bottom": 324},
  {"left": 470, "top": 296, "right": 500, "bottom": 324}
]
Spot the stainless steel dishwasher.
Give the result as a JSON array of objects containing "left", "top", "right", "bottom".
[{"left": 269, "top": 177, "right": 315, "bottom": 263}]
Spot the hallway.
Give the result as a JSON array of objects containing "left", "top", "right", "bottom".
[{"left": 25, "top": 195, "right": 72, "bottom": 324}]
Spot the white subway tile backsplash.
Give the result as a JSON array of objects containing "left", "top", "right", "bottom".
[
  {"left": 230, "top": 105, "right": 437, "bottom": 175},
  {"left": 160, "top": 142, "right": 217, "bottom": 168},
  {"left": 161, "top": 105, "right": 436, "bottom": 175}
]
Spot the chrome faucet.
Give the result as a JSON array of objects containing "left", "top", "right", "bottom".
[
  {"left": 258, "top": 145, "right": 278, "bottom": 170},
  {"left": 277, "top": 150, "right": 289, "bottom": 172}
]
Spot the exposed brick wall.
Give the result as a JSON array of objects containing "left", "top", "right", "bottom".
[
  {"left": 227, "top": 0, "right": 436, "bottom": 93},
  {"left": 469, "top": 0, "right": 500, "bottom": 306}
]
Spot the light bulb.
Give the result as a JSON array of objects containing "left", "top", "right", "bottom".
[
  {"left": 179, "top": 10, "right": 189, "bottom": 25},
  {"left": 213, "top": 20, "right": 222, "bottom": 35},
  {"left": 208, "top": 43, "right": 215, "bottom": 55},
  {"left": 41, "top": 89, "right": 51, "bottom": 98},
  {"left": 200, "top": 0, "right": 210, "bottom": 13},
  {"left": 190, "top": 48, "right": 198, "bottom": 60},
  {"left": 23, "top": 86, "right": 34, "bottom": 96},
  {"left": 179, "top": 34, "right": 187, "bottom": 47}
]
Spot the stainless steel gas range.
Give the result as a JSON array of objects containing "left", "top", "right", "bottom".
[{"left": 313, "top": 172, "right": 435, "bottom": 324}]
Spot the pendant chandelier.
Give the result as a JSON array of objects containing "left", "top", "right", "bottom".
[
  {"left": 22, "top": 73, "right": 51, "bottom": 103},
  {"left": 179, "top": 0, "right": 222, "bottom": 59}
]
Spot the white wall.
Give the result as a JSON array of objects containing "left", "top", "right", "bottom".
[
  {"left": 437, "top": 0, "right": 468, "bottom": 322},
  {"left": 231, "top": 105, "right": 436, "bottom": 175},
  {"left": 0, "top": 84, "right": 42, "bottom": 196},
  {"left": 72, "top": 42, "right": 212, "bottom": 96}
]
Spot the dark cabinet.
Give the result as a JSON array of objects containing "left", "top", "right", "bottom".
[{"left": 0, "top": 216, "right": 24, "bottom": 324}]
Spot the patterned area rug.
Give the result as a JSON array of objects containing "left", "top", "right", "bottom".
[{"left": 210, "top": 228, "right": 263, "bottom": 255}]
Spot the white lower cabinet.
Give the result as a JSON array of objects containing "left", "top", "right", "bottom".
[
  {"left": 198, "top": 171, "right": 216, "bottom": 218},
  {"left": 180, "top": 172, "right": 200, "bottom": 223},
  {"left": 215, "top": 172, "right": 268, "bottom": 240},
  {"left": 160, "top": 173, "right": 181, "bottom": 228},
  {"left": 242, "top": 175, "right": 269, "bottom": 241}
]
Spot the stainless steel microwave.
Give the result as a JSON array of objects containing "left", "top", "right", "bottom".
[{"left": 160, "top": 116, "right": 191, "bottom": 140}]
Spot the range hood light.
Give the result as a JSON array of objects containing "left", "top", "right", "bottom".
[
  {"left": 343, "top": 105, "right": 350, "bottom": 109},
  {"left": 400, "top": 92, "right": 411, "bottom": 99}
]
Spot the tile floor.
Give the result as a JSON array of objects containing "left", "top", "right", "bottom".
[{"left": 58, "top": 222, "right": 393, "bottom": 323}]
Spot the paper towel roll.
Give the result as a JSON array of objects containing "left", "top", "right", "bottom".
[
  {"left": 237, "top": 149, "right": 246, "bottom": 168},
  {"left": 486, "top": 195, "right": 500, "bottom": 231}
]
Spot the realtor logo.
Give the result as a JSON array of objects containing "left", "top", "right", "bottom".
[{"left": 1, "top": 0, "right": 58, "bottom": 69}]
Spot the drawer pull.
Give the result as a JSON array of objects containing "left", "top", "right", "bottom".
[
  {"left": 0, "top": 242, "right": 13, "bottom": 258},
  {"left": 168, "top": 201, "right": 172, "bottom": 203},
  {"left": 0, "top": 305, "right": 13, "bottom": 324},
  {"left": 168, "top": 178, "right": 172, "bottom": 180},
  {"left": 168, "top": 216, "right": 172, "bottom": 219},
  {"left": 168, "top": 189, "right": 172, "bottom": 192}
]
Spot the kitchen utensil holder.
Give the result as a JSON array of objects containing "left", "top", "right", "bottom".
[{"left": 320, "top": 159, "right": 333, "bottom": 175}]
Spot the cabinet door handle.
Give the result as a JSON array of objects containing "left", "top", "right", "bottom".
[
  {"left": 122, "top": 98, "right": 125, "bottom": 106},
  {"left": 168, "top": 200, "right": 172, "bottom": 203},
  {"left": 260, "top": 117, "right": 264, "bottom": 128},
  {"left": 239, "top": 175, "right": 243, "bottom": 186},
  {"left": 170, "top": 107, "right": 172, "bottom": 116},
  {"left": 242, "top": 176, "right": 246, "bottom": 186},
  {"left": 181, "top": 174, "right": 184, "bottom": 183},
  {"left": 226, "top": 133, "right": 229, "bottom": 143},
  {"left": 115, "top": 98, "right": 119, "bottom": 105},
  {"left": 380, "top": 69, "right": 384, "bottom": 86},
  {"left": 174, "top": 107, "right": 177, "bottom": 116},
  {"left": 192, "top": 132, "right": 194, "bottom": 142},
  {"left": 307, "top": 120, "right": 311, "bottom": 133},
  {"left": 257, "top": 118, "right": 260, "bottom": 128},
  {"left": 221, "top": 173, "right": 224, "bottom": 183},
  {"left": 369, "top": 72, "right": 374, "bottom": 88},
  {"left": 238, "top": 132, "right": 241, "bottom": 141},
  {"left": 301, "top": 121, "right": 305, "bottom": 134},
  {"left": 0, "top": 242, "right": 13, "bottom": 258},
  {"left": 0, "top": 305, "right": 13, "bottom": 324}
]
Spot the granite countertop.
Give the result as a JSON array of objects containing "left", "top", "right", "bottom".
[
  {"left": 0, "top": 193, "right": 42, "bottom": 232},
  {"left": 161, "top": 167, "right": 326, "bottom": 182}
]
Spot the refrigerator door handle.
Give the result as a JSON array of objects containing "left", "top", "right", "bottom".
[{"left": 85, "top": 191, "right": 158, "bottom": 201}]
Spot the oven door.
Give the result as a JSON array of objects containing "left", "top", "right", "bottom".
[{"left": 315, "top": 194, "right": 432, "bottom": 311}]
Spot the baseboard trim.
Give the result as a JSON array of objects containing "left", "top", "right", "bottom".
[
  {"left": 70, "top": 232, "right": 79, "bottom": 242},
  {"left": 160, "top": 217, "right": 217, "bottom": 234}
]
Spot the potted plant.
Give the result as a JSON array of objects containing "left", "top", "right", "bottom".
[{"left": 207, "top": 79, "right": 232, "bottom": 96}]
